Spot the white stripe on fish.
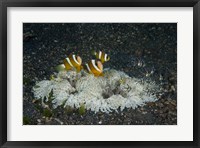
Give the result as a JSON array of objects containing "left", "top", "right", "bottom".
[
  {"left": 92, "top": 59, "right": 101, "bottom": 72},
  {"left": 99, "top": 51, "right": 102, "bottom": 59},
  {"left": 72, "top": 54, "right": 80, "bottom": 65},
  {"left": 86, "top": 63, "right": 92, "bottom": 73},
  {"left": 104, "top": 54, "right": 107, "bottom": 61},
  {"left": 66, "top": 57, "right": 73, "bottom": 67}
]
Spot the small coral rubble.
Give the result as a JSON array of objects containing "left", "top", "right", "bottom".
[{"left": 33, "top": 69, "right": 158, "bottom": 113}]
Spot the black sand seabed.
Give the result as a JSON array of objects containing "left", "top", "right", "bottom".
[{"left": 23, "top": 23, "right": 177, "bottom": 125}]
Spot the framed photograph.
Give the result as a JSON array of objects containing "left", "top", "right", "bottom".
[{"left": 0, "top": 0, "right": 199, "bottom": 147}]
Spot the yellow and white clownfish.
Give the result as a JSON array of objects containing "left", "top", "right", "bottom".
[
  {"left": 56, "top": 54, "right": 83, "bottom": 72},
  {"left": 63, "top": 54, "right": 83, "bottom": 72},
  {"left": 92, "top": 50, "right": 110, "bottom": 63},
  {"left": 84, "top": 59, "right": 104, "bottom": 77}
]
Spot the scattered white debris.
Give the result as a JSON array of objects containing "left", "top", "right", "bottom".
[{"left": 54, "top": 118, "right": 64, "bottom": 125}]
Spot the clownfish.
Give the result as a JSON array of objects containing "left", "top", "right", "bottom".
[
  {"left": 92, "top": 51, "right": 110, "bottom": 63},
  {"left": 56, "top": 54, "right": 83, "bottom": 72},
  {"left": 84, "top": 59, "right": 104, "bottom": 77},
  {"left": 63, "top": 54, "right": 83, "bottom": 72}
]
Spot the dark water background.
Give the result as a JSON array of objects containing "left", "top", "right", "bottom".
[{"left": 23, "top": 23, "right": 177, "bottom": 125}]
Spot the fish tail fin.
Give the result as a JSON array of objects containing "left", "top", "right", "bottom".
[
  {"left": 107, "top": 56, "right": 110, "bottom": 61},
  {"left": 91, "top": 50, "right": 97, "bottom": 56},
  {"left": 55, "top": 64, "right": 66, "bottom": 72}
]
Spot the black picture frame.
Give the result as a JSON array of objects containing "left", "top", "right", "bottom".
[{"left": 0, "top": 0, "right": 199, "bottom": 148}]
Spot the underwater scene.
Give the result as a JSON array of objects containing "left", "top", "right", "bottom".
[{"left": 23, "top": 23, "right": 177, "bottom": 125}]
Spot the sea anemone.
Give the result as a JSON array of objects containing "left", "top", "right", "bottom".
[{"left": 33, "top": 69, "right": 158, "bottom": 113}]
